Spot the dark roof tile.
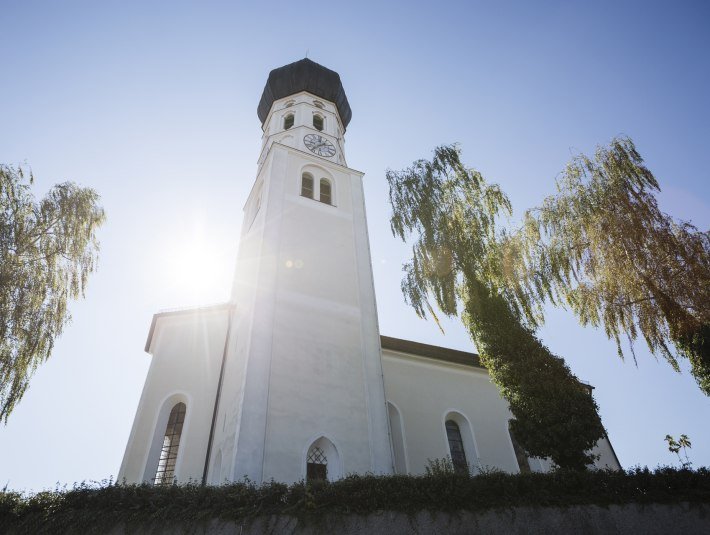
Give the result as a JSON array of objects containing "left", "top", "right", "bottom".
[{"left": 257, "top": 58, "right": 352, "bottom": 130}]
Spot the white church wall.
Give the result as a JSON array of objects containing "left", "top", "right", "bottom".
[
  {"left": 590, "top": 435, "right": 622, "bottom": 470},
  {"left": 253, "top": 143, "right": 390, "bottom": 483},
  {"left": 206, "top": 158, "right": 277, "bottom": 484},
  {"left": 204, "top": 310, "right": 244, "bottom": 484},
  {"left": 218, "top": 135, "right": 392, "bottom": 484},
  {"left": 381, "top": 349, "right": 622, "bottom": 475},
  {"left": 350, "top": 163, "right": 393, "bottom": 477},
  {"left": 117, "top": 306, "right": 229, "bottom": 484},
  {"left": 228, "top": 145, "right": 299, "bottom": 482},
  {"left": 381, "top": 350, "right": 521, "bottom": 475},
  {"left": 263, "top": 295, "right": 373, "bottom": 482}
]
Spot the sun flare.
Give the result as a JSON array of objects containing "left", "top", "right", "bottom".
[{"left": 163, "top": 223, "right": 232, "bottom": 305}]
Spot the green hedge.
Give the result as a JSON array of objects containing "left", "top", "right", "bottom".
[{"left": 2, "top": 467, "right": 709, "bottom": 534}]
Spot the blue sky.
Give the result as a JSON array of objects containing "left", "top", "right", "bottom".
[{"left": 1, "top": 1, "right": 708, "bottom": 490}]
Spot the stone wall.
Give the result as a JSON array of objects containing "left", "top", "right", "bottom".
[{"left": 107, "top": 502, "right": 709, "bottom": 534}]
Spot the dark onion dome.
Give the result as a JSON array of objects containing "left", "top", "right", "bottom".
[{"left": 257, "top": 58, "right": 352, "bottom": 130}]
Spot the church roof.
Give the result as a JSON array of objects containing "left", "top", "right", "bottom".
[
  {"left": 381, "top": 335, "right": 483, "bottom": 369},
  {"left": 257, "top": 58, "right": 352, "bottom": 130},
  {"left": 380, "top": 336, "right": 595, "bottom": 391},
  {"left": 145, "top": 303, "right": 233, "bottom": 353}
]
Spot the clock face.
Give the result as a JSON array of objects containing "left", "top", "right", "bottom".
[{"left": 304, "top": 134, "right": 336, "bottom": 158}]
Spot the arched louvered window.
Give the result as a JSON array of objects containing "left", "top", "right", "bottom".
[
  {"left": 508, "top": 421, "right": 531, "bottom": 473},
  {"left": 319, "top": 179, "right": 332, "bottom": 205},
  {"left": 154, "top": 402, "right": 186, "bottom": 485},
  {"left": 446, "top": 419, "right": 468, "bottom": 474},
  {"left": 313, "top": 114, "right": 324, "bottom": 131},
  {"left": 284, "top": 113, "right": 294, "bottom": 130},
  {"left": 301, "top": 173, "right": 314, "bottom": 198}
]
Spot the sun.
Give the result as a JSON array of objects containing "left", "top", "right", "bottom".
[{"left": 162, "top": 222, "right": 233, "bottom": 305}]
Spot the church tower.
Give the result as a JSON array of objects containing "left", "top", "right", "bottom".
[
  {"left": 214, "top": 59, "right": 393, "bottom": 483},
  {"left": 118, "top": 59, "right": 394, "bottom": 486},
  {"left": 212, "top": 59, "right": 393, "bottom": 483}
]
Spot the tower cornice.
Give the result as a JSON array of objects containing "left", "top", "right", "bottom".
[{"left": 263, "top": 141, "right": 364, "bottom": 175}]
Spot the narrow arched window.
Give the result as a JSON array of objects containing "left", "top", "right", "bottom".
[
  {"left": 301, "top": 173, "right": 314, "bottom": 198},
  {"left": 284, "top": 113, "right": 294, "bottom": 130},
  {"left": 388, "top": 402, "right": 407, "bottom": 474},
  {"left": 313, "top": 114, "right": 324, "bottom": 131},
  {"left": 446, "top": 420, "right": 468, "bottom": 474},
  {"left": 307, "top": 445, "right": 328, "bottom": 481},
  {"left": 508, "top": 421, "right": 531, "bottom": 473},
  {"left": 319, "top": 179, "right": 332, "bottom": 205},
  {"left": 154, "top": 402, "right": 186, "bottom": 485}
]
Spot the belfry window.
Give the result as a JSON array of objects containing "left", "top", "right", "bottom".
[
  {"left": 313, "top": 114, "right": 324, "bottom": 131},
  {"left": 445, "top": 420, "right": 468, "bottom": 474},
  {"left": 307, "top": 446, "right": 328, "bottom": 481},
  {"left": 284, "top": 113, "right": 294, "bottom": 130},
  {"left": 154, "top": 402, "right": 186, "bottom": 486},
  {"left": 301, "top": 173, "right": 314, "bottom": 198},
  {"left": 319, "top": 179, "right": 332, "bottom": 205},
  {"left": 508, "top": 422, "right": 531, "bottom": 473}
]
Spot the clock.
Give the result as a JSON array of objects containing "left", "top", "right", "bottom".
[{"left": 304, "top": 134, "right": 336, "bottom": 158}]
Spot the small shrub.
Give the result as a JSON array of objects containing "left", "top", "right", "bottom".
[{"left": 424, "top": 457, "right": 455, "bottom": 476}]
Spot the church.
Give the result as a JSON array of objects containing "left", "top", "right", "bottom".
[{"left": 117, "top": 59, "right": 620, "bottom": 486}]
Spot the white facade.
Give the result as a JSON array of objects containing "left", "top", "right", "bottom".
[
  {"left": 118, "top": 305, "right": 230, "bottom": 484},
  {"left": 380, "top": 338, "right": 620, "bottom": 475},
  {"left": 118, "top": 61, "right": 620, "bottom": 486}
]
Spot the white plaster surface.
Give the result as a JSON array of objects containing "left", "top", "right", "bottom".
[{"left": 117, "top": 306, "right": 230, "bottom": 484}]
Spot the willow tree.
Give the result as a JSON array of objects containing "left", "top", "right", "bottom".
[
  {"left": 1, "top": 165, "right": 105, "bottom": 423},
  {"left": 387, "top": 146, "right": 605, "bottom": 470},
  {"left": 506, "top": 137, "right": 710, "bottom": 394}
]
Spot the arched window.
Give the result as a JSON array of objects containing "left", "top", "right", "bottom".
[
  {"left": 388, "top": 402, "right": 408, "bottom": 474},
  {"left": 154, "top": 402, "right": 186, "bottom": 485},
  {"left": 284, "top": 113, "right": 294, "bottom": 130},
  {"left": 305, "top": 437, "right": 341, "bottom": 482},
  {"left": 508, "top": 421, "right": 531, "bottom": 473},
  {"left": 319, "top": 179, "right": 332, "bottom": 205},
  {"left": 307, "top": 445, "right": 328, "bottom": 481},
  {"left": 313, "top": 114, "right": 324, "bottom": 131},
  {"left": 301, "top": 173, "right": 314, "bottom": 198},
  {"left": 445, "top": 419, "right": 468, "bottom": 474}
]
